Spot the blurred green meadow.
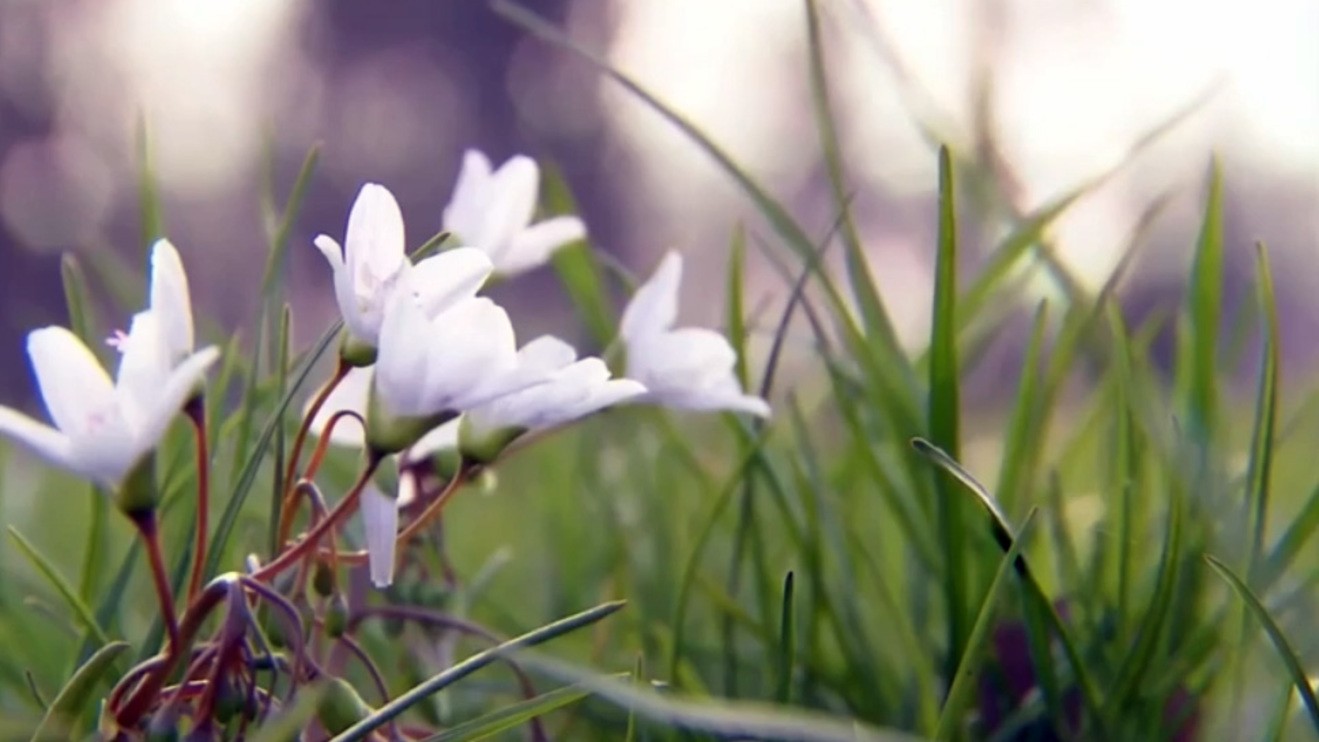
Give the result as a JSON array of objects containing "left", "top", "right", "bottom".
[{"left": 0, "top": 2, "right": 1317, "bottom": 740}]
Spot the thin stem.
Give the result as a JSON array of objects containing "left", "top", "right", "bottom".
[
  {"left": 277, "top": 360, "right": 350, "bottom": 546},
  {"left": 255, "top": 456, "right": 380, "bottom": 583},
  {"left": 184, "top": 395, "right": 209, "bottom": 602},
  {"left": 134, "top": 511, "right": 181, "bottom": 653},
  {"left": 394, "top": 465, "right": 471, "bottom": 546}
]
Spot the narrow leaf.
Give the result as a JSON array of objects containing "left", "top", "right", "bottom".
[{"left": 30, "top": 640, "right": 129, "bottom": 742}]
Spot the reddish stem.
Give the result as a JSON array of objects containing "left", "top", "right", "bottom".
[
  {"left": 134, "top": 511, "right": 181, "bottom": 653},
  {"left": 184, "top": 395, "right": 209, "bottom": 602},
  {"left": 277, "top": 360, "right": 350, "bottom": 546},
  {"left": 254, "top": 457, "right": 380, "bottom": 583}
]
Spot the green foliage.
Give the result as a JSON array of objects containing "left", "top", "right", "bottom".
[{"left": 0, "top": 2, "right": 1314, "bottom": 740}]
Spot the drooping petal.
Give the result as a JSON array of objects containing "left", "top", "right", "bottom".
[
  {"left": 620, "top": 251, "right": 682, "bottom": 343},
  {"left": 308, "top": 367, "right": 373, "bottom": 447},
  {"left": 360, "top": 485, "right": 399, "bottom": 588},
  {"left": 149, "top": 240, "right": 195, "bottom": 361},
  {"left": 27, "top": 326, "right": 115, "bottom": 438},
  {"left": 0, "top": 407, "right": 77, "bottom": 474},
  {"left": 417, "top": 298, "right": 522, "bottom": 413},
  {"left": 442, "top": 150, "right": 494, "bottom": 241},
  {"left": 498, "top": 215, "right": 586, "bottom": 276},
  {"left": 476, "top": 156, "right": 539, "bottom": 262},
  {"left": 408, "top": 247, "right": 494, "bottom": 318}
]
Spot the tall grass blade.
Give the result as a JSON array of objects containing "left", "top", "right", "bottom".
[
  {"left": 544, "top": 164, "right": 615, "bottom": 347},
  {"left": 1245, "top": 242, "right": 1279, "bottom": 567},
  {"left": 7, "top": 528, "right": 111, "bottom": 650},
  {"left": 329, "top": 600, "right": 627, "bottom": 741},
  {"left": 1205, "top": 555, "right": 1319, "bottom": 734},
  {"left": 424, "top": 683, "right": 597, "bottom": 741},
  {"left": 29, "top": 640, "right": 128, "bottom": 742},
  {"left": 135, "top": 116, "right": 164, "bottom": 245},
  {"left": 1183, "top": 158, "right": 1225, "bottom": 439}
]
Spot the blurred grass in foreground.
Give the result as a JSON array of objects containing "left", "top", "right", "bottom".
[{"left": 0, "top": 1, "right": 1316, "bottom": 740}]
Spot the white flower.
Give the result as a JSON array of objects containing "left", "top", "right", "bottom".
[
  {"left": 0, "top": 314, "right": 220, "bottom": 488},
  {"left": 462, "top": 336, "right": 645, "bottom": 450},
  {"left": 316, "top": 183, "right": 495, "bottom": 349},
  {"left": 620, "top": 251, "right": 770, "bottom": 417},
  {"left": 373, "top": 291, "right": 543, "bottom": 422},
  {"left": 442, "top": 150, "right": 586, "bottom": 277},
  {"left": 148, "top": 239, "right": 195, "bottom": 364},
  {"left": 359, "top": 484, "right": 399, "bottom": 588}
]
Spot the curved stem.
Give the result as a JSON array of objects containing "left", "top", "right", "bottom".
[
  {"left": 395, "top": 465, "right": 472, "bottom": 546},
  {"left": 277, "top": 360, "right": 350, "bottom": 547},
  {"left": 184, "top": 395, "right": 210, "bottom": 602},
  {"left": 255, "top": 456, "right": 380, "bottom": 583}
]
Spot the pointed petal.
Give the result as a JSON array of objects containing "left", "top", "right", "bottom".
[
  {"left": 308, "top": 367, "right": 372, "bottom": 447},
  {"left": 442, "top": 149, "right": 494, "bottom": 242},
  {"left": 0, "top": 406, "right": 78, "bottom": 475},
  {"left": 26, "top": 326, "right": 114, "bottom": 438},
  {"left": 620, "top": 251, "right": 683, "bottom": 342},
  {"left": 149, "top": 239, "right": 195, "bottom": 360},
  {"left": 497, "top": 216, "right": 586, "bottom": 276},
  {"left": 408, "top": 247, "right": 494, "bottom": 318},
  {"left": 136, "top": 346, "right": 221, "bottom": 456},
  {"left": 346, "top": 183, "right": 407, "bottom": 286},
  {"left": 515, "top": 335, "right": 578, "bottom": 374},
  {"left": 477, "top": 155, "right": 539, "bottom": 262},
  {"left": 360, "top": 485, "right": 399, "bottom": 588}
]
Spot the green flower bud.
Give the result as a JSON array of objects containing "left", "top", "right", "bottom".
[
  {"left": 339, "top": 334, "right": 377, "bottom": 367},
  {"left": 318, "top": 677, "right": 374, "bottom": 735}
]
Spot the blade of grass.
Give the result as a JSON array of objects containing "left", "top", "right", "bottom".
[
  {"left": 1244, "top": 241, "right": 1279, "bottom": 568},
  {"left": 425, "top": 683, "right": 598, "bottom": 742},
  {"left": 775, "top": 571, "right": 796, "bottom": 704},
  {"left": 136, "top": 115, "right": 164, "bottom": 245},
  {"left": 928, "top": 145, "right": 969, "bottom": 677},
  {"left": 544, "top": 164, "right": 615, "bottom": 348},
  {"left": 1205, "top": 555, "right": 1319, "bottom": 733},
  {"left": 8, "top": 528, "right": 111, "bottom": 650},
  {"left": 935, "top": 509, "right": 1039, "bottom": 741},
  {"left": 29, "top": 640, "right": 128, "bottom": 742},
  {"left": 329, "top": 601, "right": 627, "bottom": 742},
  {"left": 1182, "top": 158, "right": 1225, "bottom": 440}
]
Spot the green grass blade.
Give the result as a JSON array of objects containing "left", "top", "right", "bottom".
[
  {"left": 1245, "top": 242, "right": 1279, "bottom": 566},
  {"left": 59, "top": 254, "right": 95, "bottom": 346},
  {"left": 774, "top": 571, "right": 796, "bottom": 704},
  {"left": 203, "top": 321, "right": 341, "bottom": 579},
  {"left": 935, "top": 509, "right": 1039, "bottom": 741},
  {"left": 329, "top": 601, "right": 626, "bottom": 741},
  {"left": 248, "top": 682, "right": 329, "bottom": 742},
  {"left": 726, "top": 224, "right": 750, "bottom": 390},
  {"left": 1183, "top": 158, "right": 1225, "bottom": 439},
  {"left": 7, "top": 528, "right": 111, "bottom": 650},
  {"left": 544, "top": 163, "right": 615, "bottom": 347},
  {"left": 992, "top": 301, "right": 1048, "bottom": 516},
  {"left": 29, "top": 640, "right": 128, "bottom": 742},
  {"left": 1259, "top": 481, "right": 1319, "bottom": 590},
  {"left": 136, "top": 115, "right": 165, "bottom": 245},
  {"left": 1205, "top": 555, "right": 1319, "bottom": 734},
  {"left": 260, "top": 142, "right": 321, "bottom": 301},
  {"left": 424, "top": 683, "right": 596, "bottom": 741},
  {"left": 928, "top": 145, "right": 968, "bottom": 674},
  {"left": 512, "top": 651, "right": 925, "bottom": 742},
  {"left": 803, "top": 0, "right": 903, "bottom": 360}
]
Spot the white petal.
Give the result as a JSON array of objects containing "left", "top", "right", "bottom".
[
  {"left": 515, "top": 335, "right": 577, "bottom": 374},
  {"left": 442, "top": 149, "right": 494, "bottom": 242},
  {"left": 115, "top": 312, "right": 171, "bottom": 425},
  {"left": 374, "top": 293, "right": 435, "bottom": 417},
  {"left": 315, "top": 234, "right": 374, "bottom": 343},
  {"left": 308, "top": 367, "right": 373, "bottom": 447},
  {"left": 0, "top": 406, "right": 78, "bottom": 475},
  {"left": 136, "top": 346, "right": 221, "bottom": 456},
  {"left": 419, "top": 298, "right": 521, "bottom": 412},
  {"left": 27, "top": 326, "right": 114, "bottom": 438},
  {"left": 408, "top": 247, "right": 494, "bottom": 318},
  {"left": 476, "top": 156, "right": 539, "bottom": 261},
  {"left": 345, "top": 183, "right": 407, "bottom": 288},
  {"left": 620, "top": 251, "right": 682, "bottom": 343},
  {"left": 149, "top": 239, "right": 195, "bottom": 360},
  {"left": 360, "top": 485, "right": 399, "bottom": 588},
  {"left": 497, "top": 216, "right": 586, "bottom": 276}
]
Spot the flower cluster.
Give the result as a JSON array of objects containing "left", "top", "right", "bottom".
[{"left": 0, "top": 149, "right": 768, "bottom": 592}]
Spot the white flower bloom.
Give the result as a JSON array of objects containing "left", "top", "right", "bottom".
[
  {"left": 359, "top": 484, "right": 399, "bottom": 588},
  {"left": 620, "top": 251, "right": 770, "bottom": 417},
  {"left": 0, "top": 314, "right": 220, "bottom": 488},
  {"left": 464, "top": 336, "right": 645, "bottom": 445},
  {"left": 442, "top": 150, "right": 586, "bottom": 277},
  {"left": 373, "top": 291, "right": 543, "bottom": 422},
  {"left": 148, "top": 239, "right": 195, "bottom": 364},
  {"left": 316, "top": 183, "right": 495, "bottom": 348}
]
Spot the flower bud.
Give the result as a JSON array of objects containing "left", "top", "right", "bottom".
[
  {"left": 324, "top": 593, "right": 350, "bottom": 638},
  {"left": 311, "top": 559, "right": 336, "bottom": 598},
  {"left": 339, "top": 333, "right": 377, "bottom": 367}
]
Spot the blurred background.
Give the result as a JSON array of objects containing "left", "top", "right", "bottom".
[{"left": 0, "top": 0, "right": 1315, "bottom": 396}]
